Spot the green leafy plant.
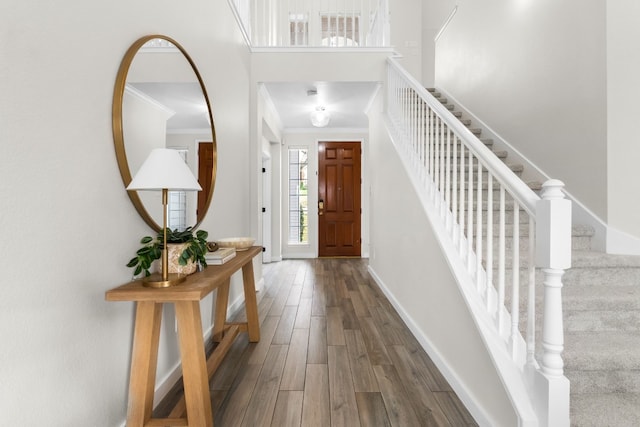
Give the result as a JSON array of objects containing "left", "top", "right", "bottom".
[{"left": 127, "top": 227, "right": 209, "bottom": 277}]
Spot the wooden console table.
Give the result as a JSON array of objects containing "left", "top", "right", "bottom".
[{"left": 106, "top": 246, "right": 262, "bottom": 427}]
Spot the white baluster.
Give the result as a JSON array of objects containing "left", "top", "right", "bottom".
[
  {"left": 434, "top": 117, "right": 440, "bottom": 206},
  {"left": 445, "top": 129, "right": 451, "bottom": 230},
  {"left": 486, "top": 173, "right": 493, "bottom": 310},
  {"left": 428, "top": 108, "right": 434, "bottom": 181},
  {"left": 497, "top": 185, "right": 505, "bottom": 334},
  {"left": 439, "top": 117, "right": 445, "bottom": 209},
  {"left": 459, "top": 144, "right": 465, "bottom": 255},
  {"left": 527, "top": 219, "right": 536, "bottom": 366},
  {"left": 467, "top": 151, "right": 474, "bottom": 273},
  {"left": 476, "top": 163, "right": 483, "bottom": 291},
  {"left": 452, "top": 135, "right": 458, "bottom": 242},
  {"left": 511, "top": 199, "right": 520, "bottom": 360}
]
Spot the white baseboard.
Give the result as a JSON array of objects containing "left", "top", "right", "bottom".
[
  {"left": 366, "top": 265, "right": 493, "bottom": 427},
  {"left": 282, "top": 252, "right": 316, "bottom": 259},
  {"left": 606, "top": 226, "right": 640, "bottom": 255}
]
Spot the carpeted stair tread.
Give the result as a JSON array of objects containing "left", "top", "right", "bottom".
[
  {"left": 570, "top": 393, "right": 640, "bottom": 427},
  {"left": 564, "top": 309, "right": 640, "bottom": 332},
  {"left": 563, "top": 331, "right": 640, "bottom": 371},
  {"left": 563, "top": 285, "right": 640, "bottom": 309},
  {"left": 567, "top": 369, "right": 640, "bottom": 394},
  {"left": 570, "top": 251, "right": 640, "bottom": 268}
]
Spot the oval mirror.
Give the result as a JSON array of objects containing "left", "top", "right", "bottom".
[{"left": 113, "top": 35, "right": 217, "bottom": 232}]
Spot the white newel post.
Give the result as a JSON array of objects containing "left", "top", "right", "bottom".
[{"left": 534, "top": 179, "right": 571, "bottom": 427}]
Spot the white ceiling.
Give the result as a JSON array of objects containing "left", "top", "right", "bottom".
[
  {"left": 129, "top": 81, "right": 380, "bottom": 133},
  {"left": 129, "top": 82, "right": 211, "bottom": 132},
  {"left": 262, "top": 81, "right": 380, "bottom": 130}
]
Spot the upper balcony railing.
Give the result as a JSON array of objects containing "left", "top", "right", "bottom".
[{"left": 229, "top": 0, "right": 390, "bottom": 48}]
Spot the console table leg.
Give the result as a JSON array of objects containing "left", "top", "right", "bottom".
[
  {"left": 127, "top": 301, "right": 162, "bottom": 427},
  {"left": 242, "top": 260, "right": 260, "bottom": 342},
  {"left": 213, "top": 279, "right": 231, "bottom": 342},
  {"left": 175, "top": 301, "right": 213, "bottom": 426}
]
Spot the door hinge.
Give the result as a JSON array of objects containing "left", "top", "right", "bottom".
[
  {"left": 262, "top": 167, "right": 266, "bottom": 173},
  {"left": 262, "top": 207, "right": 266, "bottom": 213},
  {"left": 262, "top": 247, "right": 266, "bottom": 252}
]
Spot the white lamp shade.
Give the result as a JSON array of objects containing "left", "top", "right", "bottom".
[
  {"left": 127, "top": 148, "right": 202, "bottom": 191},
  {"left": 310, "top": 107, "right": 331, "bottom": 127}
]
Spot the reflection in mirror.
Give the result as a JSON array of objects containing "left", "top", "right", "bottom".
[{"left": 113, "top": 35, "right": 217, "bottom": 232}]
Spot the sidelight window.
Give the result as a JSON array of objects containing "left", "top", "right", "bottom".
[
  {"left": 288, "top": 148, "right": 309, "bottom": 244},
  {"left": 168, "top": 149, "right": 188, "bottom": 231}
]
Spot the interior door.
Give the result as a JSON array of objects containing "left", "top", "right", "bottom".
[
  {"left": 197, "top": 142, "right": 214, "bottom": 221},
  {"left": 318, "top": 141, "right": 361, "bottom": 257}
]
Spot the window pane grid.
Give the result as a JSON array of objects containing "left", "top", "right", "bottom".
[{"left": 288, "top": 148, "right": 309, "bottom": 244}]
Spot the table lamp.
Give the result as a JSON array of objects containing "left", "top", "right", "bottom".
[{"left": 127, "top": 148, "right": 202, "bottom": 288}]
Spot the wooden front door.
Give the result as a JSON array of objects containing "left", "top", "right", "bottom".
[
  {"left": 318, "top": 141, "right": 361, "bottom": 257},
  {"left": 197, "top": 142, "right": 214, "bottom": 222}
]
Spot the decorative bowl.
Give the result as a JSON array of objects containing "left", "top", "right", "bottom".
[{"left": 216, "top": 237, "right": 255, "bottom": 251}]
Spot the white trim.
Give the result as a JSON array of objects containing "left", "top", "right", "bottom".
[
  {"left": 282, "top": 252, "right": 317, "bottom": 259},
  {"left": 125, "top": 84, "right": 175, "bottom": 117},
  {"left": 226, "top": 0, "right": 252, "bottom": 47},
  {"left": 434, "top": 6, "right": 458, "bottom": 42},
  {"left": 364, "top": 83, "right": 383, "bottom": 115},
  {"left": 258, "top": 84, "right": 285, "bottom": 132},
  {"left": 166, "top": 128, "right": 212, "bottom": 135},
  {"left": 250, "top": 46, "right": 397, "bottom": 54},
  {"left": 283, "top": 127, "right": 369, "bottom": 134},
  {"left": 606, "top": 225, "right": 640, "bottom": 255}
]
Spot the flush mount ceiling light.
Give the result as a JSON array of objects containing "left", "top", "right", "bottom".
[{"left": 310, "top": 106, "right": 331, "bottom": 127}]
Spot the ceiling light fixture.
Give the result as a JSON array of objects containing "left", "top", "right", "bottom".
[{"left": 310, "top": 106, "right": 330, "bottom": 127}]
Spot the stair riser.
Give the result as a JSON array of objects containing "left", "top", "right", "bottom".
[
  {"left": 469, "top": 235, "right": 592, "bottom": 253},
  {"left": 499, "top": 269, "right": 640, "bottom": 292},
  {"left": 566, "top": 370, "right": 640, "bottom": 394},
  {"left": 564, "top": 310, "right": 640, "bottom": 333},
  {"left": 564, "top": 267, "right": 640, "bottom": 288}
]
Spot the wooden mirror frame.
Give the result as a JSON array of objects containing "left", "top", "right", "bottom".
[{"left": 112, "top": 34, "right": 217, "bottom": 232}]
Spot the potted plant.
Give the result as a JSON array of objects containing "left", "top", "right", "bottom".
[{"left": 127, "top": 227, "right": 209, "bottom": 277}]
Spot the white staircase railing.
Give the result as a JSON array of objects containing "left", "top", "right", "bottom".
[
  {"left": 228, "top": 0, "right": 389, "bottom": 48},
  {"left": 386, "top": 58, "right": 571, "bottom": 426}
]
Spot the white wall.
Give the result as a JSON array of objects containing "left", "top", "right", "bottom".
[
  {"left": 123, "top": 88, "right": 173, "bottom": 222},
  {"left": 434, "top": 0, "right": 608, "bottom": 222},
  {"left": 0, "top": 0, "right": 251, "bottom": 425},
  {"left": 367, "top": 94, "right": 516, "bottom": 426},
  {"left": 606, "top": 1, "right": 640, "bottom": 249},
  {"left": 421, "top": 0, "right": 456, "bottom": 86},
  {"left": 389, "top": 0, "right": 423, "bottom": 79}
]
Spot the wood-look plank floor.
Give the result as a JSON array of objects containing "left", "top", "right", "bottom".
[{"left": 155, "top": 258, "right": 478, "bottom": 426}]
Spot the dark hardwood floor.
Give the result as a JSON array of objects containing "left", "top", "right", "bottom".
[{"left": 155, "top": 258, "right": 478, "bottom": 426}]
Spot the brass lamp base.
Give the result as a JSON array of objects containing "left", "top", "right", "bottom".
[{"left": 142, "top": 273, "right": 186, "bottom": 288}]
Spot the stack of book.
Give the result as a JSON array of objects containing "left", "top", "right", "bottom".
[{"left": 205, "top": 247, "right": 236, "bottom": 265}]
